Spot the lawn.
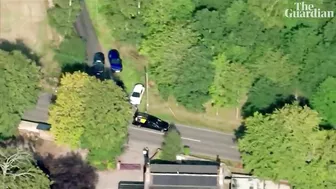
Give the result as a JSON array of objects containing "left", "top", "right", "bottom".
[{"left": 85, "top": 1, "right": 241, "bottom": 133}]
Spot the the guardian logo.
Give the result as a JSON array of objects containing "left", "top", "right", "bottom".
[{"left": 285, "top": 2, "right": 334, "bottom": 18}]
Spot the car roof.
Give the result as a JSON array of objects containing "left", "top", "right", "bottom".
[
  {"left": 108, "top": 49, "right": 120, "bottom": 59},
  {"left": 133, "top": 84, "right": 144, "bottom": 92}
]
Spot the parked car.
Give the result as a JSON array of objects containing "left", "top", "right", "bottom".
[
  {"left": 93, "top": 52, "right": 105, "bottom": 76},
  {"left": 132, "top": 112, "right": 170, "bottom": 132},
  {"left": 130, "top": 83, "right": 145, "bottom": 105},
  {"left": 108, "top": 49, "right": 122, "bottom": 72}
]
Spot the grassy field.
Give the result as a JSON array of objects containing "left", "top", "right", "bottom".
[{"left": 85, "top": 1, "right": 242, "bottom": 132}]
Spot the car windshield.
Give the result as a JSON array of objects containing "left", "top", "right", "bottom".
[
  {"left": 132, "top": 92, "right": 140, "bottom": 97},
  {"left": 111, "top": 59, "right": 120, "bottom": 64}
]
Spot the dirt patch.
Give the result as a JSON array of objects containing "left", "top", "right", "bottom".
[
  {"left": 0, "top": 0, "right": 53, "bottom": 53},
  {"left": 0, "top": 0, "right": 61, "bottom": 89}
]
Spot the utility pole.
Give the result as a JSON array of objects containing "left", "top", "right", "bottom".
[{"left": 145, "top": 66, "right": 149, "bottom": 112}]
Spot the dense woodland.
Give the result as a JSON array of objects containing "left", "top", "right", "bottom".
[
  {"left": 98, "top": 0, "right": 336, "bottom": 119},
  {"left": 1, "top": 0, "right": 336, "bottom": 188}
]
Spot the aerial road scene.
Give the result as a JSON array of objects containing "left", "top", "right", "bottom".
[{"left": 0, "top": 0, "right": 335, "bottom": 189}]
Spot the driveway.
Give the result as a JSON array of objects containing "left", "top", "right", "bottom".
[{"left": 96, "top": 141, "right": 159, "bottom": 189}]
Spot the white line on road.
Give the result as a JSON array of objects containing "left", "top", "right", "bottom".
[
  {"left": 176, "top": 124, "right": 235, "bottom": 136},
  {"left": 129, "top": 127, "right": 201, "bottom": 142},
  {"left": 181, "top": 137, "right": 201, "bottom": 142}
]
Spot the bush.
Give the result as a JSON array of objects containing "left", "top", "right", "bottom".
[
  {"left": 183, "top": 146, "right": 190, "bottom": 155},
  {"left": 161, "top": 127, "right": 183, "bottom": 161}
]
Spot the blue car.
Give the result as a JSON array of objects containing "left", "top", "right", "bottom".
[{"left": 108, "top": 49, "right": 122, "bottom": 72}]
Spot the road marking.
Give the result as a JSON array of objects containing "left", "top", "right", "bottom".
[
  {"left": 181, "top": 137, "right": 201, "bottom": 142},
  {"left": 129, "top": 127, "right": 164, "bottom": 135},
  {"left": 129, "top": 127, "right": 201, "bottom": 142},
  {"left": 176, "top": 124, "right": 235, "bottom": 136}
]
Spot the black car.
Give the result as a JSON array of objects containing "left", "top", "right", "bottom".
[
  {"left": 93, "top": 52, "right": 105, "bottom": 77},
  {"left": 132, "top": 112, "right": 170, "bottom": 132}
]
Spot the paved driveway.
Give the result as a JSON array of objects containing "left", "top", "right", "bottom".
[{"left": 96, "top": 141, "right": 159, "bottom": 189}]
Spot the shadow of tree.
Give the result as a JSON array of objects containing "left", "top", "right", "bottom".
[
  {"left": 60, "top": 62, "right": 125, "bottom": 90},
  {"left": 36, "top": 152, "right": 98, "bottom": 189},
  {"left": 0, "top": 39, "right": 41, "bottom": 66},
  {"left": 242, "top": 95, "right": 297, "bottom": 118}
]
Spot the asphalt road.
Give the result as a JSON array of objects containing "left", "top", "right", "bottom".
[
  {"left": 74, "top": 3, "right": 241, "bottom": 162},
  {"left": 129, "top": 125, "right": 241, "bottom": 161}
]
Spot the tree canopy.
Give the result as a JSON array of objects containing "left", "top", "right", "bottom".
[
  {"left": 0, "top": 50, "right": 40, "bottom": 138},
  {"left": 0, "top": 147, "right": 51, "bottom": 189},
  {"left": 239, "top": 104, "right": 336, "bottom": 189},
  {"left": 95, "top": 0, "right": 336, "bottom": 113},
  {"left": 311, "top": 77, "right": 336, "bottom": 127},
  {"left": 160, "top": 127, "right": 183, "bottom": 161},
  {"left": 49, "top": 72, "right": 132, "bottom": 169}
]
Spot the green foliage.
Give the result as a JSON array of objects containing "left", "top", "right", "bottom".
[
  {"left": 49, "top": 72, "right": 132, "bottom": 169},
  {"left": 95, "top": 0, "right": 145, "bottom": 44},
  {"left": 242, "top": 78, "right": 291, "bottom": 116},
  {"left": 0, "top": 50, "right": 40, "bottom": 138},
  {"left": 0, "top": 147, "right": 51, "bottom": 188},
  {"left": 142, "top": 0, "right": 194, "bottom": 31},
  {"left": 80, "top": 79, "right": 132, "bottom": 169},
  {"left": 53, "top": 36, "right": 86, "bottom": 68},
  {"left": 249, "top": 50, "right": 300, "bottom": 87},
  {"left": 210, "top": 53, "right": 253, "bottom": 108},
  {"left": 239, "top": 104, "right": 336, "bottom": 189},
  {"left": 311, "top": 77, "right": 336, "bottom": 127},
  {"left": 183, "top": 146, "right": 190, "bottom": 155},
  {"left": 161, "top": 127, "right": 183, "bottom": 161},
  {"left": 88, "top": 0, "right": 336, "bottom": 118},
  {"left": 49, "top": 72, "right": 91, "bottom": 148},
  {"left": 48, "top": 0, "right": 82, "bottom": 37}
]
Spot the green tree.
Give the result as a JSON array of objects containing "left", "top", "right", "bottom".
[
  {"left": 161, "top": 127, "right": 183, "bottom": 161},
  {"left": 0, "top": 50, "right": 40, "bottom": 138},
  {"left": 0, "top": 147, "right": 51, "bottom": 189},
  {"left": 49, "top": 72, "right": 132, "bottom": 169},
  {"left": 96, "top": 0, "right": 145, "bottom": 44},
  {"left": 209, "top": 53, "right": 253, "bottom": 108},
  {"left": 140, "top": 24, "right": 198, "bottom": 99},
  {"left": 48, "top": 0, "right": 82, "bottom": 37},
  {"left": 239, "top": 104, "right": 335, "bottom": 189},
  {"left": 311, "top": 77, "right": 336, "bottom": 127},
  {"left": 49, "top": 72, "right": 90, "bottom": 148},
  {"left": 142, "top": 0, "right": 195, "bottom": 31},
  {"left": 249, "top": 50, "right": 300, "bottom": 87},
  {"left": 242, "top": 78, "right": 292, "bottom": 116},
  {"left": 80, "top": 79, "right": 132, "bottom": 169}
]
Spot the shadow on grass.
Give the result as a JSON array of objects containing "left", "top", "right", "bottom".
[
  {"left": 36, "top": 152, "right": 98, "bottom": 189},
  {"left": 0, "top": 39, "right": 41, "bottom": 66}
]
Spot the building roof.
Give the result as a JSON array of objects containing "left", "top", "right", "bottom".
[
  {"left": 152, "top": 175, "right": 217, "bottom": 187},
  {"left": 150, "top": 163, "right": 219, "bottom": 174},
  {"left": 22, "top": 93, "right": 53, "bottom": 124},
  {"left": 148, "top": 161, "right": 220, "bottom": 189},
  {"left": 118, "top": 181, "right": 144, "bottom": 189}
]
